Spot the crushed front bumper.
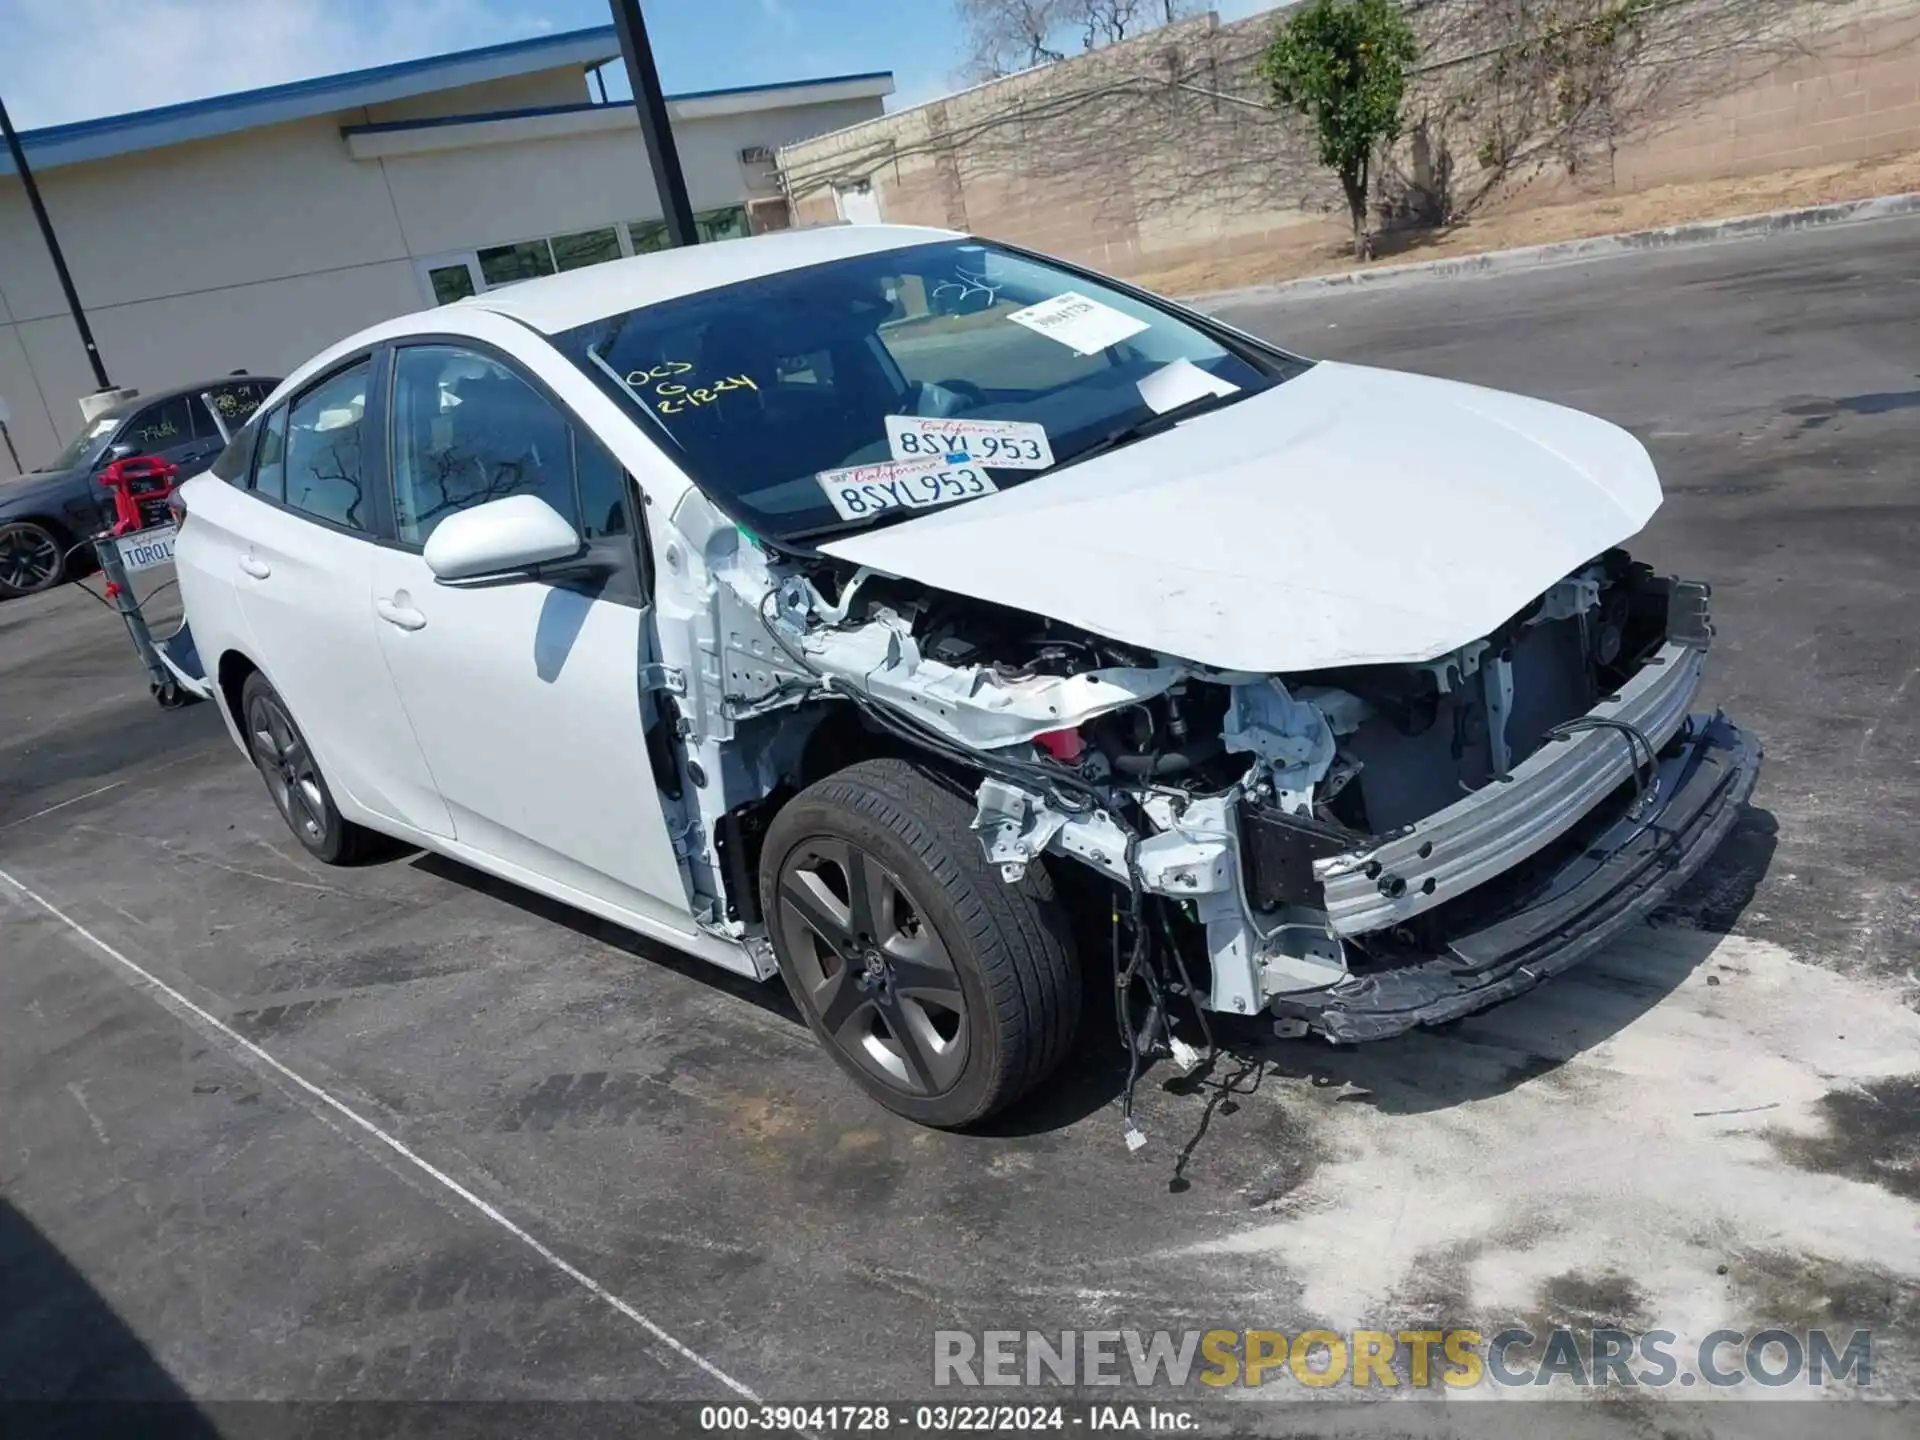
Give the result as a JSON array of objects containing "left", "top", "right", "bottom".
[{"left": 1271, "top": 710, "right": 1760, "bottom": 1042}]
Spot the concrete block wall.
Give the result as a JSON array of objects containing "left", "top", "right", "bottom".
[
  {"left": 1612, "top": 8, "right": 1920, "bottom": 188},
  {"left": 779, "top": 0, "right": 1920, "bottom": 284}
]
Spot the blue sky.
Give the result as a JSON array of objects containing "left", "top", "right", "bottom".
[{"left": 0, "top": 0, "right": 1286, "bottom": 131}]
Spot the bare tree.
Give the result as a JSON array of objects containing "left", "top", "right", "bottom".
[
  {"left": 1425, "top": 0, "right": 1850, "bottom": 214},
  {"left": 958, "top": 0, "right": 1198, "bottom": 79},
  {"left": 960, "top": 0, "right": 1070, "bottom": 78}
]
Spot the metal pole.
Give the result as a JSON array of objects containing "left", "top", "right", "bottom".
[
  {"left": 92, "top": 532, "right": 171, "bottom": 696},
  {"left": 606, "top": 0, "right": 698, "bottom": 248},
  {"left": 0, "top": 420, "right": 20, "bottom": 474},
  {"left": 0, "top": 93, "right": 113, "bottom": 391}
]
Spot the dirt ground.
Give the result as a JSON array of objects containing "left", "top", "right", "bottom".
[{"left": 1142, "top": 149, "right": 1920, "bottom": 296}]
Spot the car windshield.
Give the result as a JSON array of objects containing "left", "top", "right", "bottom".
[
  {"left": 554, "top": 239, "right": 1305, "bottom": 542},
  {"left": 42, "top": 412, "right": 124, "bottom": 473}
]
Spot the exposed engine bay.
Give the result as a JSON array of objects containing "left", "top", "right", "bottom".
[{"left": 646, "top": 486, "right": 1757, "bottom": 1095}]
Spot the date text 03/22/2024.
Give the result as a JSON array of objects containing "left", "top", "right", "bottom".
[{"left": 698, "top": 1404, "right": 1198, "bottom": 1432}]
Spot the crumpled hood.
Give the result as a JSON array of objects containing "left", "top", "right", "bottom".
[{"left": 821, "top": 361, "right": 1662, "bottom": 672}]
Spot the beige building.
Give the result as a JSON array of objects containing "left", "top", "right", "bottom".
[{"left": 0, "top": 28, "right": 891, "bottom": 476}]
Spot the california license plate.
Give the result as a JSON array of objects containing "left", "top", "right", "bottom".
[{"left": 116, "top": 524, "right": 178, "bottom": 574}]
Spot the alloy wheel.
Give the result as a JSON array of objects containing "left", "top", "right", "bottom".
[
  {"left": 775, "top": 838, "right": 970, "bottom": 1097},
  {"left": 247, "top": 693, "right": 328, "bottom": 846},
  {"left": 0, "top": 523, "right": 61, "bottom": 594}
]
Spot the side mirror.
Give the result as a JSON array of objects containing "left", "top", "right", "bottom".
[
  {"left": 97, "top": 441, "right": 138, "bottom": 467},
  {"left": 423, "top": 494, "right": 583, "bottom": 583}
]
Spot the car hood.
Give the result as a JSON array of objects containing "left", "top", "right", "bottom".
[
  {"left": 820, "top": 361, "right": 1663, "bottom": 672},
  {"left": 0, "top": 465, "right": 89, "bottom": 511}
]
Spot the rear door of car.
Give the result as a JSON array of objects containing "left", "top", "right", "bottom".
[
  {"left": 222, "top": 354, "right": 454, "bottom": 838},
  {"left": 116, "top": 393, "right": 224, "bottom": 475},
  {"left": 365, "top": 337, "right": 692, "bottom": 932}
]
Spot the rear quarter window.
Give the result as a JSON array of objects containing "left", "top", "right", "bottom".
[{"left": 208, "top": 417, "right": 258, "bottom": 483}]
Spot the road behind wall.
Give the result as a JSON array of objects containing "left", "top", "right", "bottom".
[{"left": 778, "top": 0, "right": 1920, "bottom": 287}]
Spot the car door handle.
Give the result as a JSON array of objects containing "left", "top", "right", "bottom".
[
  {"left": 238, "top": 556, "right": 271, "bottom": 579},
  {"left": 375, "top": 598, "right": 427, "bottom": 632}
]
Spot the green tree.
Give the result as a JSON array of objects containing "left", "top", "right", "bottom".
[{"left": 1259, "top": 0, "right": 1419, "bottom": 260}]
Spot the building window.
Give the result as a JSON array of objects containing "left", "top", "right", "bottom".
[
  {"left": 698, "top": 205, "right": 750, "bottom": 243},
  {"left": 625, "top": 205, "right": 751, "bottom": 255},
  {"left": 476, "top": 239, "right": 557, "bottom": 287},
  {"left": 424, "top": 205, "right": 755, "bottom": 309},
  {"left": 551, "top": 226, "right": 622, "bottom": 272},
  {"left": 627, "top": 219, "right": 670, "bottom": 255},
  {"left": 427, "top": 264, "right": 476, "bottom": 305}
]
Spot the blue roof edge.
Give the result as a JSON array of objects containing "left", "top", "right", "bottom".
[{"left": 2, "top": 25, "right": 621, "bottom": 175}]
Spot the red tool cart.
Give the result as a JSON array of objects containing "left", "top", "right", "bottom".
[{"left": 90, "top": 452, "right": 197, "bottom": 709}]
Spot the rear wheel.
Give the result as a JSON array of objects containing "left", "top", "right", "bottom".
[
  {"left": 761, "top": 759, "right": 1079, "bottom": 1127},
  {"left": 240, "top": 672, "right": 386, "bottom": 864},
  {"left": 0, "top": 520, "right": 66, "bottom": 599}
]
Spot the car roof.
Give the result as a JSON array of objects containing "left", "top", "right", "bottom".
[
  {"left": 459, "top": 223, "right": 963, "bottom": 335},
  {"left": 97, "top": 374, "right": 282, "bottom": 421}
]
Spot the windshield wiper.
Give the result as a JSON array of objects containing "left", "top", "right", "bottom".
[{"left": 1047, "top": 391, "right": 1243, "bottom": 474}]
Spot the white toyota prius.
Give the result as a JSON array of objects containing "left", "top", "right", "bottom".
[{"left": 164, "top": 224, "right": 1759, "bottom": 1128}]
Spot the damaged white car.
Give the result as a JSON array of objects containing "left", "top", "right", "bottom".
[{"left": 163, "top": 226, "right": 1760, "bottom": 1129}]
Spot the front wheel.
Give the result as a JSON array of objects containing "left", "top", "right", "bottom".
[{"left": 760, "top": 759, "right": 1079, "bottom": 1127}]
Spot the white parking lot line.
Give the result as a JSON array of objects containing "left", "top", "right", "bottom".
[
  {"left": 0, "top": 782, "right": 124, "bottom": 831},
  {"left": 0, "top": 863, "right": 768, "bottom": 1405}
]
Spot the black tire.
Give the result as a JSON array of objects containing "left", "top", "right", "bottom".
[
  {"left": 0, "top": 519, "right": 67, "bottom": 599},
  {"left": 760, "top": 758, "right": 1079, "bottom": 1127},
  {"left": 239, "top": 672, "right": 386, "bottom": 865}
]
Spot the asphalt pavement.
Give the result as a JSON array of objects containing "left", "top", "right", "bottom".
[{"left": 2, "top": 215, "right": 1917, "bottom": 1430}]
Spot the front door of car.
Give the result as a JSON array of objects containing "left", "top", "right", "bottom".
[
  {"left": 367, "top": 341, "right": 693, "bottom": 933},
  {"left": 229, "top": 358, "right": 454, "bottom": 839}
]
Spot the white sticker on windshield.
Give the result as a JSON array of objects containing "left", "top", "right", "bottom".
[
  {"left": 817, "top": 458, "right": 1000, "bottom": 523},
  {"left": 885, "top": 416, "right": 1054, "bottom": 471},
  {"left": 1005, "top": 291, "right": 1150, "bottom": 356},
  {"left": 1137, "top": 357, "right": 1241, "bottom": 415}
]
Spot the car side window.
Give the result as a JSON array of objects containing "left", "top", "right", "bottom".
[
  {"left": 123, "top": 396, "right": 194, "bottom": 453},
  {"left": 281, "top": 362, "right": 372, "bottom": 531},
  {"left": 390, "top": 346, "right": 581, "bottom": 546},
  {"left": 251, "top": 405, "right": 289, "bottom": 502}
]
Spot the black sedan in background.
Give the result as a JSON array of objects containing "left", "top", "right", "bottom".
[{"left": 0, "top": 375, "right": 278, "bottom": 599}]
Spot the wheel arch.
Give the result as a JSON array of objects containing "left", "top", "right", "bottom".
[
  {"left": 3, "top": 511, "right": 76, "bottom": 544},
  {"left": 216, "top": 648, "right": 262, "bottom": 739}
]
